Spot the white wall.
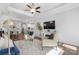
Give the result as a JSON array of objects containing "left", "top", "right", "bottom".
[{"left": 53, "top": 7, "right": 79, "bottom": 46}]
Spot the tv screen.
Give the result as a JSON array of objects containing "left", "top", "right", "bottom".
[{"left": 43, "top": 21, "right": 55, "bottom": 29}]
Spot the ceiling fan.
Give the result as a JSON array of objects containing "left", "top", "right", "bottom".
[{"left": 24, "top": 3, "right": 40, "bottom": 14}]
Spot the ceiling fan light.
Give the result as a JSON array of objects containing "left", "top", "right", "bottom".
[{"left": 30, "top": 8, "right": 36, "bottom": 13}]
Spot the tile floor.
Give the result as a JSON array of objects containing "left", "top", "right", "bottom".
[{"left": 14, "top": 39, "right": 79, "bottom": 55}]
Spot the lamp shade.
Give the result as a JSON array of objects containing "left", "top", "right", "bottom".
[{"left": 3, "top": 19, "right": 15, "bottom": 28}]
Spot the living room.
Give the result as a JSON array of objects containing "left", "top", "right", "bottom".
[{"left": 0, "top": 3, "right": 79, "bottom": 55}]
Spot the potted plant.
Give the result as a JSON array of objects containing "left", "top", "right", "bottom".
[{"left": 36, "top": 22, "right": 43, "bottom": 37}]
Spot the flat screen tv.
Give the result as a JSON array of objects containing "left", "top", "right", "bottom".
[{"left": 43, "top": 21, "right": 55, "bottom": 29}]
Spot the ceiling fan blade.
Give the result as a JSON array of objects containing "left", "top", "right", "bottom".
[
  {"left": 27, "top": 4, "right": 32, "bottom": 9},
  {"left": 8, "top": 7, "right": 34, "bottom": 17},
  {"left": 36, "top": 7, "right": 40, "bottom": 9},
  {"left": 36, "top": 11, "right": 40, "bottom": 13}
]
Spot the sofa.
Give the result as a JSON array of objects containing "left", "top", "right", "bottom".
[{"left": 0, "top": 43, "right": 20, "bottom": 55}]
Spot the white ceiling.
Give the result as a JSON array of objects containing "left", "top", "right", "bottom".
[
  {"left": 0, "top": 3, "right": 79, "bottom": 23},
  {"left": 10, "top": 3, "right": 64, "bottom": 12}
]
